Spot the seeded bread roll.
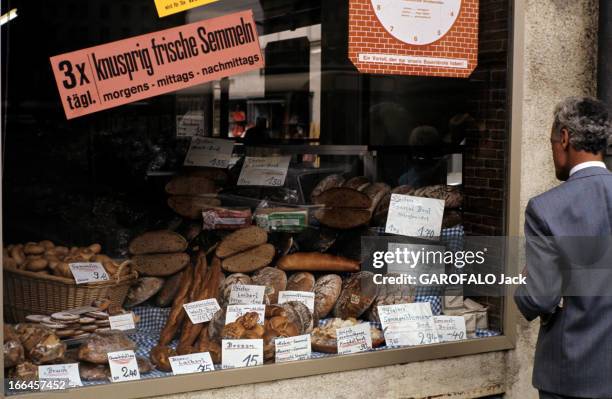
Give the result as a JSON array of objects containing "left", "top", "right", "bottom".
[
  {"left": 286, "top": 272, "right": 315, "bottom": 292},
  {"left": 333, "top": 271, "right": 378, "bottom": 319},
  {"left": 165, "top": 175, "right": 217, "bottom": 196},
  {"left": 277, "top": 252, "right": 360, "bottom": 272},
  {"left": 128, "top": 230, "right": 188, "bottom": 255},
  {"left": 251, "top": 267, "right": 287, "bottom": 304},
  {"left": 167, "top": 196, "right": 222, "bottom": 219},
  {"left": 131, "top": 253, "right": 190, "bottom": 277},
  {"left": 216, "top": 226, "right": 268, "bottom": 259},
  {"left": 312, "top": 187, "right": 372, "bottom": 209},
  {"left": 310, "top": 174, "right": 345, "bottom": 202},
  {"left": 221, "top": 243, "right": 275, "bottom": 273},
  {"left": 314, "top": 274, "right": 342, "bottom": 318}
]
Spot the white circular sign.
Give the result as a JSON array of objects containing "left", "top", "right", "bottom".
[{"left": 370, "top": 0, "right": 462, "bottom": 46}]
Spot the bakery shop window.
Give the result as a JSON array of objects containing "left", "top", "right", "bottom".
[{"left": 1, "top": 0, "right": 512, "bottom": 396}]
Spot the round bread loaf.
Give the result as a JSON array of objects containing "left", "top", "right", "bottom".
[
  {"left": 281, "top": 301, "right": 313, "bottom": 334},
  {"left": 314, "top": 274, "right": 342, "bottom": 318},
  {"left": 333, "top": 271, "right": 378, "bottom": 319},
  {"left": 286, "top": 272, "right": 315, "bottom": 292},
  {"left": 155, "top": 271, "right": 185, "bottom": 307},
  {"left": 125, "top": 277, "right": 164, "bottom": 308},
  {"left": 310, "top": 174, "right": 345, "bottom": 202},
  {"left": 220, "top": 273, "right": 252, "bottom": 306},
  {"left": 343, "top": 176, "right": 371, "bottom": 190},
  {"left": 251, "top": 267, "right": 287, "bottom": 304},
  {"left": 366, "top": 272, "right": 416, "bottom": 323},
  {"left": 216, "top": 226, "right": 268, "bottom": 259},
  {"left": 221, "top": 243, "right": 275, "bottom": 273},
  {"left": 207, "top": 308, "right": 226, "bottom": 343},
  {"left": 128, "top": 230, "right": 188, "bottom": 255}
]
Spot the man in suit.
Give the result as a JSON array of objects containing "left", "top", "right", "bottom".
[{"left": 514, "top": 96, "right": 612, "bottom": 399}]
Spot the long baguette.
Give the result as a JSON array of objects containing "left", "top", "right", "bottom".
[
  {"left": 158, "top": 264, "right": 194, "bottom": 346},
  {"left": 276, "top": 252, "right": 360, "bottom": 272}
]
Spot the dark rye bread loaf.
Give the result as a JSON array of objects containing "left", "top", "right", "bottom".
[
  {"left": 342, "top": 176, "right": 371, "bottom": 191},
  {"left": 131, "top": 253, "right": 190, "bottom": 277},
  {"left": 312, "top": 187, "right": 372, "bottom": 209},
  {"left": 221, "top": 243, "right": 275, "bottom": 273},
  {"left": 313, "top": 208, "right": 372, "bottom": 230},
  {"left": 167, "top": 196, "right": 221, "bottom": 219},
  {"left": 310, "top": 174, "right": 345, "bottom": 202},
  {"left": 216, "top": 226, "right": 268, "bottom": 259},
  {"left": 165, "top": 175, "right": 218, "bottom": 196},
  {"left": 128, "top": 230, "right": 188, "bottom": 255}
]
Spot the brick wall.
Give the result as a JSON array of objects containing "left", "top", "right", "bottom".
[{"left": 348, "top": 0, "right": 479, "bottom": 77}]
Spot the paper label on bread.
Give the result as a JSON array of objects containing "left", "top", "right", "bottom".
[
  {"left": 275, "top": 335, "right": 311, "bottom": 363},
  {"left": 228, "top": 285, "right": 266, "bottom": 305},
  {"left": 278, "top": 291, "right": 315, "bottom": 313}
]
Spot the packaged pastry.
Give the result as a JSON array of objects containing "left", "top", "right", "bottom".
[
  {"left": 14, "top": 324, "right": 66, "bottom": 365},
  {"left": 77, "top": 331, "right": 136, "bottom": 364},
  {"left": 254, "top": 208, "right": 309, "bottom": 233},
  {"left": 202, "top": 207, "right": 252, "bottom": 230},
  {"left": 4, "top": 325, "right": 24, "bottom": 368}
]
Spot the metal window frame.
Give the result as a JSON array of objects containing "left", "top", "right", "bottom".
[{"left": 0, "top": 0, "right": 526, "bottom": 397}]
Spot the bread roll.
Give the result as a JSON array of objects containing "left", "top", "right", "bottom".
[
  {"left": 314, "top": 274, "right": 342, "bottom": 318},
  {"left": 251, "top": 267, "right": 287, "bottom": 304},
  {"left": 312, "top": 187, "right": 372, "bottom": 209},
  {"left": 221, "top": 243, "right": 275, "bottom": 273},
  {"left": 165, "top": 175, "right": 217, "bottom": 196},
  {"left": 216, "top": 226, "right": 268, "bottom": 259},
  {"left": 128, "top": 230, "right": 188, "bottom": 255},
  {"left": 286, "top": 272, "right": 315, "bottom": 292},
  {"left": 132, "top": 253, "right": 190, "bottom": 277},
  {"left": 333, "top": 271, "right": 378, "bottom": 319},
  {"left": 277, "top": 252, "right": 360, "bottom": 272},
  {"left": 167, "top": 196, "right": 222, "bottom": 219}
]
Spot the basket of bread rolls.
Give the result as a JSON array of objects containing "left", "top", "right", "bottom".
[{"left": 3, "top": 240, "right": 137, "bottom": 323}]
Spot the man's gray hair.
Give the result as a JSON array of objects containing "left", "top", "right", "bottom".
[{"left": 553, "top": 96, "right": 611, "bottom": 154}]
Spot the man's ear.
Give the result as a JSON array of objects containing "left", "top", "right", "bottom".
[{"left": 560, "top": 127, "right": 570, "bottom": 149}]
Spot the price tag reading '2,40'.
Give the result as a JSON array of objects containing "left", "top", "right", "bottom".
[
  {"left": 107, "top": 350, "right": 140, "bottom": 383},
  {"left": 221, "top": 339, "right": 263, "bottom": 369},
  {"left": 68, "top": 263, "right": 109, "bottom": 284},
  {"left": 237, "top": 156, "right": 291, "bottom": 187},
  {"left": 183, "top": 137, "right": 234, "bottom": 168}
]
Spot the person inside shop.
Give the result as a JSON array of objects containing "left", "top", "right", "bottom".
[
  {"left": 398, "top": 125, "right": 446, "bottom": 188},
  {"left": 514, "top": 96, "right": 612, "bottom": 399},
  {"left": 243, "top": 117, "right": 271, "bottom": 145}
]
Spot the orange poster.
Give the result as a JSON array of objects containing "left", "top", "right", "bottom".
[
  {"left": 349, "top": 0, "right": 478, "bottom": 78},
  {"left": 50, "top": 10, "right": 263, "bottom": 119}
]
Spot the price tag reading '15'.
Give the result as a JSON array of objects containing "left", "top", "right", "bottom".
[
  {"left": 336, "top": 323, "right": 372, "bottom": 355},
  {"left": 183, "top": 299, "right": 221, "bottom": 324},
  {"left": 221, "top": 339, "right": 263, "bottom": 369},
  {"left": 277, "top": 291, "right": 315, "bottom": 313},
  {"left": 237, "top": 156, "right": 291, "bottom": 187},
  {"left": 225, "top": 304, "right": 266, "bottom": 325},
  {"left": 109, "top": 313, "right": 136, "bottom": 331},
  {"left": 107, "top": 350, "right": 140, "bottom": 383},
  {"left": 275, "top": 334, "right": 311, "bottom": 363},
  {"left": 228, "top": 284, "right": 266, "bottom": 305},
  {"left": 68, "top": 263, "right": 109, "bottom": 284},
  {"left": 385, "top": 194, "right": 444, "bottom": 238},
  {"left": 38, "top": 363, "right": 82, "bottom": 389},
  {"left": 433, "top": 316, "right": 467, "bottom": 342},
  {"left": 169, "top": 352, "right": 214, "bottom": 375},
  {"left": 184, "top": 137, "right": 234, "bottom": 168}
]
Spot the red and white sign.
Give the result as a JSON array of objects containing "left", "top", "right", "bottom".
[
  {"left": 349, "top": 0, "right": 478, "bottom": 78},
  {"left": 50, "top": 10, "right": 264, "bottom": 119}
]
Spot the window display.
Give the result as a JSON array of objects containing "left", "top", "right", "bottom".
[{"left": 1, "top": 0, "right": 512, "bottom": 397}]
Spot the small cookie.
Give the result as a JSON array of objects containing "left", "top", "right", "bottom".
[
  {"left": 25, "top": 314, "right": 47, "bottom": 323},
  {"left": 79, "top": 317, "right": 95, "bottom": 324},
  {"left": 85, "top": 311, "right": 109, "bottom": 320},
  {"left": 51, "top": 312, "right": 80, "bottom": 322},
  {"left": 56, "top": 329, "right": 76, "bottom": 338},
  {"left": 41, "top": 321, "right": 68, "bottom": 329},
  {"left": 95, "top": 320, "right": 110, "bottom": 327},
  {"left": 41, "top": 316, "right": 54, "bottom": 324}
]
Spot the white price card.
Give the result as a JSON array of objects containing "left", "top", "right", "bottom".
[
  {"left": 221, "top": 339, "right": 263, "bottom": 369},
  {"left": 228, "top": 284, "right": 266, "bottom": 305},
  {"left": 378, "top": 302, "right": 434, "bottom": 331},
  {"left": 237, "top": 156, "right": 291, "bottom": 187},
  {"left": 184, "top": 137, "right": 234, "bottom": 168},
  {"left": 68, "top": 262, "right": 109, "bottom": 284},
  {"left": 385, "top": 194, "right": 444, "bottom": 238},
  {"left": 336, "top": 323, "right": 372, "bottom": 355},
  {"left": 225, "top": 304, "right": 266, "bottom": 325},
  {"left": 176, "top": 111, "right": 205, "bottom": 137},
  {"left": 275, "top": 334, "right": 311, "bottom": 363},
  {"left": 107, "top": 350, "right": 140, "bottom": 383},
  {"left": 383, "top": 319, "right": 440, "bottom": 347},
  {"left": 38, "top": 363, "right": 82, "bottom": 389},
  {"left": 183, "top": 298, "right": 221, "bottom": 324},
  {"left": 277, "top": 291, "right": 315, "bottom": 313},
  {"left": 433, "top": 316, "right": 467, "bottom": 342},
  {"left": 109, "top": 313, "right": 136, "bottom": 331},
  {"left": 169, "top": 352, "right": 215, "bottom": 375}
]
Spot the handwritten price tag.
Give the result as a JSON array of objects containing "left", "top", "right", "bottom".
[
  {"left": 176, "top": 111, "right": 205, "bottom": 137},
  {"left": 433, "top": 316, "right": 467, "bottom": 342},
  {"left": 277, "top": 291, "right": 315, "bottom": 313},
  {"left": 184, "top": 137, "right": 234, "bottom": 168},
  {"left": 237, "top": 156, "right": 290, "bottom": 187},
  {"left": 385, "top": 194, "right": 444, "bottom": 238},
  {"left": 107, "top": 350, "right": 140, "bottom": 383},
  {"left": 336, "top": 323, "right": 372, "bottom": 355},
  {"left": 378, "top": 302, "right": 434, "bottom": 331},
  {"left": 228, "top": 284, "right": 266, "bottom": 305},
  {"left": 275, "top": 335, "right": 311, "bottom": 363},
  {"left": 221, "top": 339, "right": 263, "bottom": 369},
  {"left": 379, "top": 303, "right": 440, "bottom": 347},
  {"left": 169, "top": 352, "right": 215, "bottom": 375},
  {"left": 225, "top": 304, "right": 265, "bottom": 325},
  {"left": 68, "top": 263, "right": 109, "bottom": 284},
  {"left": 183, "top": 299, "right": 221, "bottom": 324},
  {"left": 109, "top": 313, "right": 136, "bottom": 331},
  {"left": 38, "top": 363, "right": 82, "bottom": 389}
]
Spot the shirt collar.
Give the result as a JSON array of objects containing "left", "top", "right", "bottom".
[{"left": 569, "top": 161, "right": 607, "bottom": 177}]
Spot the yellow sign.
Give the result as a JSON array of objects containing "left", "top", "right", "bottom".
[{"left": 154, "top": 0, "right": 218, "bottom": 18}]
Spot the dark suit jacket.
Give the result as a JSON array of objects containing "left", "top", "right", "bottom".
[{"left": 514, "top": 166, "right": 612, "bottom": 398}]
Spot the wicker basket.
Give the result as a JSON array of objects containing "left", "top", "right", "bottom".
[{"left": 3, "top": 266, "right": 138, "bottom": 323}]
